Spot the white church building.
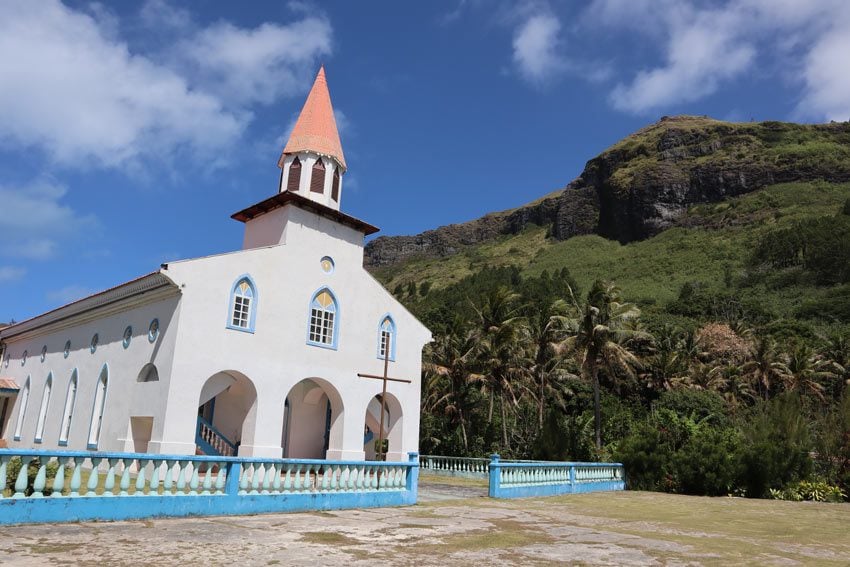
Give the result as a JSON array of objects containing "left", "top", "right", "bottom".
[{"left": 0, "top": 68, "right": 431, "bottom": 462}]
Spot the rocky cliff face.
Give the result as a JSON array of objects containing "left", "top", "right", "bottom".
[{"left": 365, "top": 116, "right": 850, "bottom": 268}]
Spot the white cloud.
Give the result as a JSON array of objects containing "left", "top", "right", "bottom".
[
  {"left": 512, "top": 13, "right": 565, "bottom": 85},
  {"left": 139, "top": 0, "right": 191, "bottom": 31},
  {"left": 177, "top": 18, "right": 332, "bottom": 107},
  {"left": 0, "top": 267, "right": 26, "bottom": 283},
  {"left": 0, "top": 178, "right": 97, "bottom": 260},
  {"left": 796, "top": 26, "right": 850, "bottom": 122},
  {"left": 586, "top": 0, "right": 850, "bottom": 120},
  {"left": 47, "top": 286, "right": 95, "bottom": 305},
  {"left": 0, "top": 0, "right": 332, "bottom": 170}
]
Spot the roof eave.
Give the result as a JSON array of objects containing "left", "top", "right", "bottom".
[{"left": 231, "top": 191, "right": 379, "bottom": 236}]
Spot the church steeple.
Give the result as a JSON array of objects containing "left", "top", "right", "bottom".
[{"left": 278, "top": 66, "right": 346, "bottom": 211}]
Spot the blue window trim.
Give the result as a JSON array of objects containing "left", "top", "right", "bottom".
[
  {"left": 63, "top": 340, "right": 71, "bottom": 359},
  {"left": 148, "top": 319, "right": 160, "bottom": 343},
  {"left": 90, "top": 333, "right": 99, "bottom": 354},
  {"left": 58, "top": 369, "right": 79, "bottom": 446},
  {"left": 13, "top": 376, "right": 30, "bottom": 441},
  {"left": 306, "top": 286, "right": 340, "bottom": 351},
  {"left": 34, "top": 372, "right": 53, "bottom": 444},
  {"left": 376, "top": 313, "right": 398, "bottom": 362},
  {"left": 225, "top": 274, "right": 259, "bottom": 334},
  {"left": 86, "top": 363, "right": 109, "bottom": 451},
  {"left": 122, "top": 326, "right": 133, "bottom": 349},
  {"left": 320, "top": 256, "right": 335, "bottom": 274}
]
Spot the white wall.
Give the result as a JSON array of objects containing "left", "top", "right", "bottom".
[
  {"left": 1, "top": 294, "right": 181, "bottom": 453},
  {"left": 162, "top": 204, "right": 430, "bottom": 460}
]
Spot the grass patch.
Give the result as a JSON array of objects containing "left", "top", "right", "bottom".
[
  {"left": 300, "top": 531, "right": 363, "bottom": 546},
  {"left": 413, "top": 518, "right": 553, "bottom": 554}
]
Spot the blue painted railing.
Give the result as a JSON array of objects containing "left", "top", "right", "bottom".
[
  {"left": 0, "top": 449, "right": 419, "bottom": 525},
  {"left": 488, "top": 454, "right": 624, "bottom": 498},
  {"left": 195, "top": 416, "right": 237, "bottom": 457},
  {"left": 420, "top": 455, "right": 491, "bottom": 478}
]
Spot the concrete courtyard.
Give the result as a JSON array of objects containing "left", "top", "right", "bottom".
[{"left": 2, "top": 478, "right": 849, "bottom": 566}]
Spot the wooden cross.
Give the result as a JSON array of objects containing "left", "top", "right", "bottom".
[{"left": 358, "top": 334, "right": 411, "bottom": 462}]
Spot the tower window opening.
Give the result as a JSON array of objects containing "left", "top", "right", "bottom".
[
  {"left": 331, "top": 168, "right": 340, "bottom": 201},
  {"left": 310, "top": 158, "right": 326, "bottom": 194},
  {"left": 287, "top": 157, "right": 301, "bottom": 192}
]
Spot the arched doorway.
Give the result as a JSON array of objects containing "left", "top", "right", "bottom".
[
  {"left": 196, "top": 371, "right": 257, "bottom": 457},
  {"left": 281, "top": 378, "right": 344, "bottom": 459},
  {"left": 363, "top": 392, "right": 403, "bottom": 461}
]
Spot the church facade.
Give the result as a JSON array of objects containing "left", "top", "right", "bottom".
[{"left": 0, "top": 68, "right": 431, "bottom": 462}]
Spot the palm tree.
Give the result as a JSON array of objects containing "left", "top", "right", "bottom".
[
  {"left": 551, "top": 280, "right": 646, "bottom": 450},
  {"left": 471, "top": 287, "right": 529, "bottom": 449},
  {"left": 709, "top": 363, "right": 756, "bottom": 411},
  {"left": 783, "top": 344, "right": 836, "bottom": 401},
  {"left": 527, "top": 305, "right": 578, "bottom": 427},
  {"left": 742, "top": 337, "right": 791, "bottom": 401},
  {"left": 423, "top": 318, "right": 481, "bottom": 452}
]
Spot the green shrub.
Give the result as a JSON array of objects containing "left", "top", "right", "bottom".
[
  {"left": 739, "top": 395, "right": 813, "bottom": 498},
  {"left": 769, "top": 480, "right": 846, "bottom": 503},
  {"left": 673, "top": 427, "right": 742, "bottom": 496},
  {"left": 5, "top": 457, "right": 59, "bottom": 496},
  {"left": 614, "top": 422, "right": 673, "bottom": 491}
]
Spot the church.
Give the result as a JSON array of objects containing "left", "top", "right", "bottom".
[{"left": 0, "top": 68, "right": 431, "bottom": 462}]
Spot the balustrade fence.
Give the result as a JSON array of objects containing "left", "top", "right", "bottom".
[
  {"left": 0, "top": 449, "right": 418, "bottom": 525},
  {"left": 488, "top": 454, "right": 624, "bottom": 498}
]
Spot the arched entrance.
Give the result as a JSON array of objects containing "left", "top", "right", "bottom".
[
  {"left": 363, "top": 392, "right": 403, "bottom": 461},
  {"left": 196, "top": 371, "right": 257, "bottom": 457},
  {"left": 281, "top": 378, "right": 344, "bottom": 459}
]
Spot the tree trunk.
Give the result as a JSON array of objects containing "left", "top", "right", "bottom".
[
  {"left": 487, "top": 390, "right": 494, "bottom": 423},
  {"left": 500, "top": 394, "right": 509, "bottom": 449},
  {"left": 592, "top": 365, "right": 602, "bottom": 450},
  {"left": 538, "top": 371, "right": 545, "bottom": 428},
  {"left": 458, "top": 407, "right": 468, "bottom": 452}
]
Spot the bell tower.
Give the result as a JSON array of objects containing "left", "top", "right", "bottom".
[{"left": 278, "top": 66, "right": 346, "bottom": 211}]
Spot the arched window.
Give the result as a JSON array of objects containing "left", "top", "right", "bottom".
[
  {"left": 87, "top": 365, "right": 108, "bottom": 449},
  {"left": 227, "top": 276, "right": 258, "bottom": 332},
  {"left": 378, "top": 315, "right": 397, "bottom": 361},
  {"left": 308, "top": 288, "right": 338, "bottom": 348},
  {"left": 34, "top": 373, "right": 52, "bottom": 443},
  {"left": 59, "top": 370, "right": 78, "bottom": 445},
  {"left": 331, "top": 167, "right": 340, "bottom": 201},
  {"left": 13, "top": 377, "right": 30, "bottom": 441},
  {"left": 286, "top": 156, "right": 301, "bottom": 192},
  {"left": 310, "top": 158, "right": 326, "bottom": 194},
  {"left": 137, "top": 363, "right": 159, "bottom": 383}
]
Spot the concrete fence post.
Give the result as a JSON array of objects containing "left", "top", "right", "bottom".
[
  {"left": 488, "top": 454, "right": 501, "bottom": 498},
  {"left": 406, "top": 452, "right": 419, "bottom": 504}
]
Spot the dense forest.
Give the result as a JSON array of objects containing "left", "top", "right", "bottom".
[{"left": 374, "top": 118, "right": 850, "bottom": 502}]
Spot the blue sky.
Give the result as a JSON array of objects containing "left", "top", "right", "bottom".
[{"left": 2, "top": 0, "right": 849, "bottom": 322}]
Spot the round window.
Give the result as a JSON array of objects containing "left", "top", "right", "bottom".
[
  {"left": 90, "top": 333, "right": 99, "bottom": 354},
  {"left": 41, "top": 345, "right": 47, "bottom": 362},
  {"left": 320, "top": 256, "right": 335, "bottom": 274},
  {"left": 123, "top": 325, "right": 133, "bottom": 349},
  {"left": 148, "top": 319, "right": 160, "bottom": 343},
  {"left": 64, "top": 340, "right": 71, "bottom": 359},
  {"left": 21, "top": 350, "right": 27, "bottom": 366}
]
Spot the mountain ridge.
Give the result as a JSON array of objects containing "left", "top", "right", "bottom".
[{"left": 365, "top": 115, "right": 850, "bottom": 268}]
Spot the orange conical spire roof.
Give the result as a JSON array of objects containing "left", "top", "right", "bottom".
[{"left": 281, "top": 66, "right": 346, "bottom": 170}]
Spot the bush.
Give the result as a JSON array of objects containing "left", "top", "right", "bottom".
[
  {"left": 739, "top": 395, "right": 813, "bottom": 498},
  {"left": 655, "top": 389, "right": 727, "bottom": 426},
  {"left": 5, "top": 457, "right": 59, "bottom": 496},
  {"left": 614, "top": 422, "right": 672, "bottom": 491},
  {"left": 673, "top": 427, "right": 742, "bottom": 496},
  {"left": 769, "top": 480, "right": 846, "bottom": 503}
]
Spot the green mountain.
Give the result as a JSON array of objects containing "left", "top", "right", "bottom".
[{"left": 366, "top": 116, "right": 850, "bottom": 328}]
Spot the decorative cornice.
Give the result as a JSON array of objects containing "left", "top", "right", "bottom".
[{"left": 0, "top": 272, "right": 180, "bottom": 342}]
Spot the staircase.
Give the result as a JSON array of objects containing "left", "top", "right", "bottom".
[{"left": 195, "top": 416, "right": 237, "bottom": 457}]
